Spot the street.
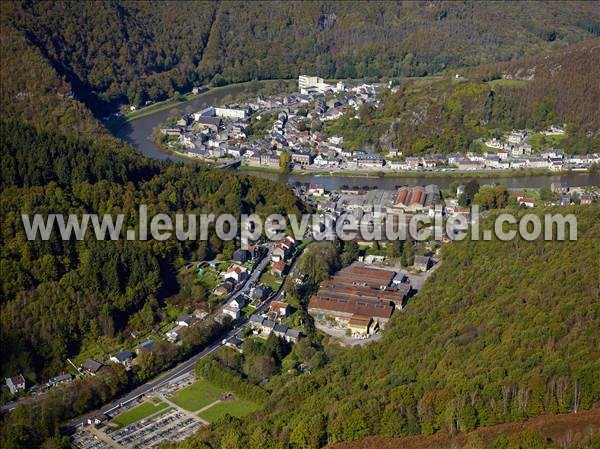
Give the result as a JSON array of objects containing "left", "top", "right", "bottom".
[{"left": 63, "top": 240, "right": 310, "bottom": 432}]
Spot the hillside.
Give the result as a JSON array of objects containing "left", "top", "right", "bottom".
[
  {"left": 0, "top": 7, "right": 105, "bottom": 137},
  {"left": 484, "top": 38, "right": 600, "bottom": 137},
  {"left": 0, "top": 120, "right": 304, "bottom": 383},
  {"left": 320, "top": 38, "right": 600, "bottom": 155},
  {"left": 3, "top": 1, "right": 600, "bottom": 114},
  {"left": 179, "top": 205, "right": 600, "bottom": 448},
  {"left": 330, "top": 408, "right": 600, "bottom": 449}
]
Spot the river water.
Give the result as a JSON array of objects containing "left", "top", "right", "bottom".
[{"left": 115, "top": 83, "right": 600, "bottom": 189}]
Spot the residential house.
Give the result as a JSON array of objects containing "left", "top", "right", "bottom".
[
  {"left": 517, "top": 196, "right": 535, "bottom": 208},
  {"left": 177, "top": 115, "right": 192, "bottom": 127},
  {"left": 136, "top": 340, "right": 156, "bottom": 354},
  {"left": 213, "top": 280, "right": 235, "bottom": 296},
  {"left": 110, "top": 350, "right": 134, "bottom": 366},
  {"left": 249, "top": 314, "right": 265, "bottom": 330},
  {"left": 223, "top": 265, "right": 248, "bottom": 284},
  {"left": 507, "top": 130, "right": 527, "bottom": 144},
  {"left": 284, "top": 328, "right": 301, "bottom": 343},
  {"left": 307, "top": 183, "right": 325, "bottom": 196},
  {"left": 223, "top": 295, "right": 247, "bottom": 320},
  {"left": 559, "top": 194, "right": 571, "bottom": 206},
  {"left": 414, "top": 255, "right": 433, "bottom": 272},
  {"left": 551, "top": 182, "right": 569, "bottom": 194},
  {"left": 291, "top": 151, "right": 314, "bottom": 166},
  {"left": 457, "top": 159, "right": 483, "bottom": 171},
  {"left": 5, "top": 374, "right": 26, "bottom": 395},
  {"left": 355, "top": 154, "right": 384, "bottom": 168},
  {"left": 257, "top": 319, "right": 275, "bottom": 336},
  {"left": 272, "top": 323, "right": 288, "bottom": 339},
  {"left": 224, "top": 336, "right": 243, "bottom": 351},
  {"left": 510, "top": 159, "right": 527, "bottom": 169},
  {"left": 233, "top": 249, "right": 251, "bottom": 264},
  {"left": 82, "top": 359, "right": 103, "bottom": 375},
  {"left": 165, "top": 325, "right": 186, "bottom": 343},
  {"left": 49, "top": 373, "right": 72, "bottom": 386},
  {"left": 270, "top": 300, "right": 289, "bottom": 317},
  {"left": 196, "top": 116, "right": 222, "bottom": 132},
  {"left": 161, "top": 127, "right": 183, "bottom": 137},
  {"left": 176, "top": 314, "right": 194, "bottom": 327},
  {"left": 251, "top": 285, "right": 271, "bottom": 300},
  {"left": 227, "top": 147, "right": 246, "bottom": 158},
  {"left": 272, "top": 237, "right": 295, "bottom": 262},
  {"left": 271, "top": 260, "right": 286, "bottom": 276}
]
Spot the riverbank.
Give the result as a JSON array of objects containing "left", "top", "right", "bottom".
[
  {"left": 239, "top": 164, "right": 286, "bottom": 174},
  {"left": 242, "top": 167, "right": 591, "bottom": 180},
  {"left": 108, "top": 79, "right": 295, "bottom": 133}
]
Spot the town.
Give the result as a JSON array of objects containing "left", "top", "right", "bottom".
[{"left": 158, "top": 75, "right": 600, "bottom": 174}]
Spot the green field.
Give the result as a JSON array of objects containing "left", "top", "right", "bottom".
[
  {"left": 259, "top": 270, "right": 282, "bottom": 291},
  {"left": 170, "top": 379, "right": 226, "bottom": 412},
  {"left": 111, "top": 399, "right": 169, "bottom": 428},
  {"left": 486, "top": 78, "right": 529, "bottom": 88},
  {"left": 197, "top": 399, "right": 260, "bottom": 422},
  {"left": 528, "top": 132, "right": 567, "bottom": 150}
]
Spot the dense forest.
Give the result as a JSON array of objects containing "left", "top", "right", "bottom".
[
  {"left": 172, "top": 206, "right": 600, "bottom": 449},
  {"left": 3, "top": 1, "right": 600, "bottom": 113},
  {"left": 0, "top": 120, "right": 304, "bottom": 383},
  {"left": 1, "top": 2, "right": 600, "bottom": 448}
]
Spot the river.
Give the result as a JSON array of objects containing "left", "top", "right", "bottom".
[
  {"left": 114, "top": 83, "right": 600, "bottom": 189},
  {"left": 115, "top": 83, "right": 254, "bottom": 161}
]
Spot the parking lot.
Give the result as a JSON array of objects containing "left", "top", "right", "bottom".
[
  {"left": 107, "top": 409, "right": 202, "bottom": 448},
  {"left": 72, "top": 373, "right": 203, "bottom": 449}
]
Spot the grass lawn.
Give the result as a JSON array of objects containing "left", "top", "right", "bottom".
[
  {"left": 486, "top": 78, "right": 529, "bottom": 88},
  {"left": 111, "top": 399, "right": 169, "bottom": 428},
  {"left": 198, "top": 399, "right": 260, "bottom": 422},
  {"left": 170, "top": 379, "right": 226, "bottom": 412},
  {"left": 528, "top": 132, "right": 567, "bottom": 150},
  {"left": 259, "top": 270, "right": 282, "bottom": 291},
  {"left": 196, "top": 269, "right": 219, "bottom": 291},
  {"left": 241, "top": 305, "right": 256, "bottom": 317}
]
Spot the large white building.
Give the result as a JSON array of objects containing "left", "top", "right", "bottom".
[
  {"left": 215, "top": 107, "right": 249, "bottom": 119},
  {"left": 298, "top": 75, "right": 344, "bottom": 95}
]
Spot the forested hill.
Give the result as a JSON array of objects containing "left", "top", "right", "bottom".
[
  {"left": 0, "top": 120, "right": 304, "bottom": 382},
  {"left": 320, "top": 38, "right": 600, "bottom": 156},
  {"left": 3, "top": 1, "right": 600, "bottom": 114},
  {"left": 474, "top": 38, "right": 600, "bottom": 136},
  {"left": 181, "top": 206, "right": 600, "bottom": 449}
]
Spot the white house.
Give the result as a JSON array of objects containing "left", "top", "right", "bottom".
[
  {"left": 215, "top": 107, "right": 249, "bottom": 119},
  {"left": 166, "top": 325, "right": 186, "bottom": 343},
  {"left": 176, "top": 314, "right": 193, "bottom": 327},
  {"left": 223, "top": 265, "right": 248, "bottom": 283},
  {"left": 308, "top": 183, "right": 325, "bottom": 196},
  {"left": 223, "top": 296, "right": 246, "bottom": 320},
  {"left": 5, "top": 375, "right": 26, "bottom": 395}
]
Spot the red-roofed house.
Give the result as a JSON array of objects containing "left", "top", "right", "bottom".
[
  {"left": 224, "top": 265, "right": 248, "bottom": 283},
  {"left": 271, "top": 261, "right": 287, "bottom": 277}
]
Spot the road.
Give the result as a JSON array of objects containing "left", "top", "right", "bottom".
[
  {"left": 3, "top": 239, "right": 312, "bottom": 433},
  {"left": 64, "top": 245, "right": 274, "bottom": 430},
  {"left": 0, "top": 246, "right": 269, "bottom": 416},
  {"left": 63, "top": 240, "right": 307, "bottom": 432},
  {"left": 65, "top": 324, "right": 243, "bottom": 430}
]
